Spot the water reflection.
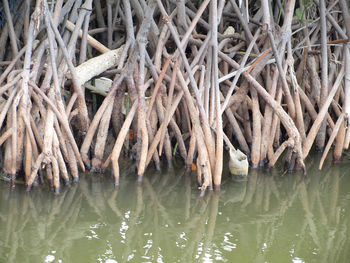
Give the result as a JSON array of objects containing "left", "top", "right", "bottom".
[{"left": 1, "top": 157, "right": 350, "bottom": 262}]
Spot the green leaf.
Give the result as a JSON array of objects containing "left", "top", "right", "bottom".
[{"left": 295, "top": 8, "right": 303, "bottom": 22}]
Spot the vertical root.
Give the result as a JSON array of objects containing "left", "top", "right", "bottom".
[{"left": 91, "top": 94, "right": 115, "bottom": 172}]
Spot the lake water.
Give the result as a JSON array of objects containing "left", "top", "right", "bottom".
[{"left": 1, "top": 156, "right": 350, "bottom": 263}]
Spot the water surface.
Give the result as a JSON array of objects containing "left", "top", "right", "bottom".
[{"left": 1, "top": 156, "right": 350, "bottom": 262}]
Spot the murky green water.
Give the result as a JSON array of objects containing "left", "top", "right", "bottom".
[{"left": 1, "top": 156, "right": 350, "bottom": 263}]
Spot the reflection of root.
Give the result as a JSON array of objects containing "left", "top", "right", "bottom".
[
  {"left": 137, "top": 174, "right": 144, "bottom": 184},
  {"left": 231, "top": 174, "right": 248, "bottom": 182}
]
